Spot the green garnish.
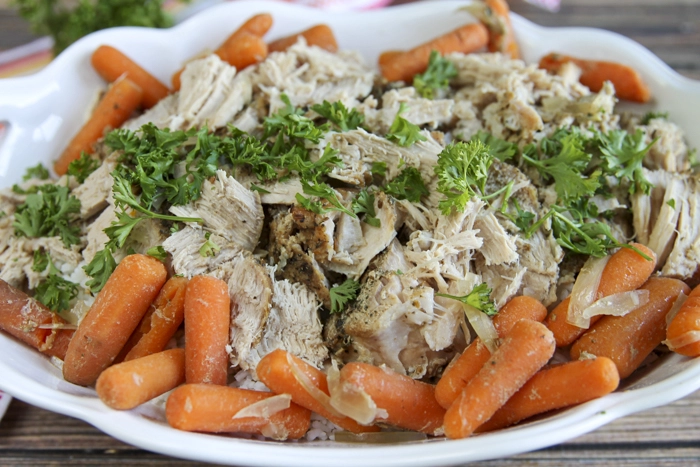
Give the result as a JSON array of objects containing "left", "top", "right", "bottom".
[
  {"left": 311, "top": 100, "right": 365, "bottom": 132},
  {"left": 436, "top": 283, "right": 497, "bottom": 316},
  {"left": 352, "top": 189, "right": 380, "bottom": 227},
  {"left": 329, "top": 279, "right": 361, "bottom": 314},
  {"left": 13, "top": 184, "right": 81, "bottom": 248},
  {"left": 67, "top": 152, "right": 101, "bottom": 183},
  {"left": 435, "top": 140, "right": 493, "bottom": 215},
  {"left": 412, "top": 50, "right": 458, "bottom": 99},
  {"left": 386, "top": 103, "right": 427, "bottom": 147},
  {"left": 383, "top": 167, "right": 429, "bottom": 203}
]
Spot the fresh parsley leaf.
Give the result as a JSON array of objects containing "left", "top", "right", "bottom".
[
  {"left": 146, "top": 246, "right": 168, "bottom": 261},
  {"left": 412, "top": 50, "right": 457, "bottom": 99},
  {"left": 329, "top": 279, "right": 361, "bottom": 314},
  {"left": 34, "top": 258, "right": 78, "bottom": 313},
  {"left": 435, "top": 140, "right": 493, "bottom": 215},
  {"left": 596, "top": 129, "right": 655, "bottom": 195},
  {"left": 667, "top": 199, "right": 676, "bottom": 209},
  {"left": 505, "top": 198, "right": 535, "bottom": 232},
  {"left": 23, "top": 163, "right": 49, "bottom": 181},
  {"left": 199, "top": 232, "right": 220, "bottom": 258},
  {"left": 67, "top": 152, "right": 101, "bottom": 183},
  {"left": 640, "top": 111, "right": 669, "bottom": 125},
  {"left": 250, "top": 183, "right": 271, "bottom": 194},
  {"left": 523, "top": 132, "right": 600, "bottom": 202},
  {"left": 84, "top": 248, "right": 117, "bottom": 294},
  {"left": 470, "top": 131, "right": 518, "bottom": 162},
  {"left": 13, "top": 184, "right": 82, "bottom": 247},
  {"left": 299, "top": 180, "right": 355, "bottom": 217},
  {"left": 352, "top": 189, "right": 380, "bottom": 227},
  {"left": 295, "top": 193, "right": 327, "bottom": 215},
  {"left": 383, "top": 167, "right": 429, "bottom": 203},
  {"left": 264, "top": 94, "right": 328, "bottom": 144},
  {"left": 436, "top": 283, "right": 497, "bottom": 316},
  {"left": 311, "top": 100, "right": 364, "bottom": 132},
  {"left": 32, "top": 250, "right": 50, "bottom": 273},
  {"left": 386, "top": 103, "right": 427, "bottom": 147},
  {"left": 371, "top": 161, "right": 387, "bottom": 178}
]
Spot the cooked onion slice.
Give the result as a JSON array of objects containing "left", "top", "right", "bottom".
[
  {"left": 260, "top": 422, "right": 290, "bottom": 441},
  {"left": 581, "top": 290, "right": 650, "bottom": 320},
  {"left": 463, "top": 303, "right": 499, "bottom": 354},
  {"left": 328, "top": 361, "right": 385, "bottom": 425},
  {"left": 287, "top": 353, "right": 343, "bottom": 418},
  {"left": 666, "top": 292, "right": 688, "bottom": 326},
  {"left": 567, "top": 256, "right": 609, "bottom": 329},
  {"left": 232, "top": 393, "right": 291, "bottom": 420},
  {"left": 664, "top": 331, "right": 700, "bottom": 351}
]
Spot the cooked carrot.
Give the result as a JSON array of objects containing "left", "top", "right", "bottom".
[
  {"left": 545, "top": 243, "right": 657, "bottom": 347},
  {"left": 217, "top": 32, "right": 268, "bottom": 72},
  {"left": 667, "top": 285, "right": 700, "bottom": 356},
  {"left": 166, "top": 383, "right": 311, "bottom": 440},
  {"left": 54, "top": 77, "right": 143, "bottom": 175},
  {"left": 379, "top": 23, "right": 488, "bottom": 83},
  {"left": 91, "top": 45, "right": 170, "bottom": 109},
  {"left": 63, "top": 254, "right": 167, "bottom": 386},
  {"left": 378, "top": 50, "right": 403, "bottom": 68},
  {"left": 477, "top": 357, "right": 620, "bottom": 432},
  {"left": 571, "top": 277, "right": 690, "bottom": 379},
  {"left": 268, "top": 24, "right": 338, "bottom": 54},
  {"left": 172, "top": 13, "right": 272, "bottom": 90},
  {"left": 96, "top": 348, "right": 185, "bottom": 410},
  {"left": 184, "top": 275, "right": 230, "bottom": 385},
  {"left": 257, "top": 349, "right": 379, "bottom": 434},
  {"left": 337, "top": 362, "right": 445, "bottom": 434},
  {"left": 435, "top": 296, "right": 547, "bottom": 409},
  {"left": 539, "top": 53, "right": 651, "bottom": 103},
  {"left": 118, "top": 276, "right": 187, "bottom": 362},
  {"left": 468, "top": 0, "right": 520, "bottom": 59},
  {"left": 0, "top": 279, "right": 73, "bottom": 359},
  {"left": 443, "top": 319, "right": 555, "bottom": 439}
]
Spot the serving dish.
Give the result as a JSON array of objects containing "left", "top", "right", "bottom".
[{"left": 1, "top": 1, "right": 700, "bottom": 465}]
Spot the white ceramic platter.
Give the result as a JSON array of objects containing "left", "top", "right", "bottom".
[{"left": 1, "top": 1, "right": 700, "bottom": 465}]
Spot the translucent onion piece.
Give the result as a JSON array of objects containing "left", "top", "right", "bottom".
[
  {"left": 260, "top": 422, "right": 290, "bottom": 441},
  {"left": 463, "top": 303, "right": 499, "bottom": 354},
  {"left": 581, "top": 290, "right": 650, "bottom": 320},
  {"left": 664, "top": 331, "right": 700, "bottom": 351},
  {"left": 567, "top": 255, "right": 609, "bottom": 329},
  {"left": 232, "top": 393, "right": 291, "bottom": 420},
  {"left": 328, "top": 361, "right": 381, "bottom": 425},
  {"left": 287, "top": 353, "right": 343, "bottom": 418},
  {"left": 666, "top": 292, "right": 689, "bottom": 326},
  {"left": 37, "top": 323, "right": 78, "bottom": 330},
  {"left": 334, "top": 431, "right": 427, "bottom": 444}
]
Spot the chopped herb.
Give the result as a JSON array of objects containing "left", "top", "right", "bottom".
[
  {"left": 32, "top": 250, "right": 50, "bottom": 273},
  {"left": 412, "top": 50, "right": 457, "bottom": 99},
  {"left": 640, "top": 111, "right": 669, "bottom": 125},
  {"left": 23, "top": 163, "right": 49, "bottom": 181},
  {"left": 329, "top": 279, "right": 361, "bottom": 314},
  {"left": 352, "top": 189, "right": 381, "bottom": 227},
  {"left": 67, "top": 152, "right": 101, "bottom": 183},
  {"left": 84, "top": 248, "right": 117, "bottom": 293},
  {"left": 596, "top": 129, "right": 655, "bottom": 194},
  {"left": 470, "top": 131, "right": 518, "bottom": 162},
  {"left": 13, "top": 184, "right": 82, "bottom": 247},
  {"left": 395, "top": 269, "right": 403, "bottom": 276},
  {"left": 34, "top": 258, "right": 78, "bottom": 313},
  {"left": 146, "top": 245, "right": 168, "bottom": 261},
  {"left": 311, "top": 100, "right": 365, "bottom": 132},
  {"left": 383, "top": 167, "right": 429, "bottom": 203},
  {"left": 435, "top": 140, "right": 493, "bottom": 215},
  {"left": 667, "top": 199, "right": 676, "bottom": 209},
  {"left": 199, "top": 232, "right": 220, "bottom": 258},
  {"left": 264, "top": 94, "right": 328, "bottom": 144},
  {"left": 298, "top": 180, "right": 355, "bottom": 217},
  {"left": 386, "top": 103, "right": 427, "bottom": 147},
  {"left": 250, "top": 183, "right": 271, "bottom": 194},
  {"left": 436, "top": 283, "right": 497, "bottom": 316},
  {"left": 371, "top": 161, "right": 387, "bottom": 178}
]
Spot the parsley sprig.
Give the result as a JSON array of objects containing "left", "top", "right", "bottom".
[
  {"left": 436, "top": 283, "right": 497, "bottom": 316},
  {"left": 311, "top": 100, "right": 364, "bottom": 132},
  {"left": 34, "top": 256, "right": 79, "bottom": 313},
  {"left": 329, "top": 279, "right": 361, "bottom": 314},
  {"left": 413, "top": 51, "right": 458, "bottom": 99},
  {"left": 352, "top": 189, "right": 380, "bottom": 227},
  {"left": 386, "top": 103, "right": 427, "bottom": 147},
  {"left": 13, "top": 184, "right": 82, "bottom": 248},
  {"left": 383, "top": 167, "right": 429, "bottom": 203},
  {"left": 67, "top": 153, "right": 100, "bottom": 183},
  {"left": 435, "top": 140, "right": 493, "bottom": 215}
]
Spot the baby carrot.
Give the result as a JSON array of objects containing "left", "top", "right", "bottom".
[
  {"left": 63, "top": 254, "right": 167, "bottom": 386},
  {"left": 268, "top": 24, "right": 338, "bottom": 53},
  {"left": 667, "top": 285, "right": 700, "bottom": 356},
  {"left": 443, "top": 320, "right": 555, "bottom": 439},
  {"left": 337, "top": 362, "right": 445, "bottom": 435},
  {"left": 166, "top": 384, "right": 311, "bottom": 440},
  {"left": 545, "top": 243, "right": 657, "bottom": 347},
  {"left": 257, "top": 349, "right": 379, "bottom": 434},
  {"left": 184, "top": 275, "right": 230, "bottom": 385},
  {"left": 379, "top": 23, "right": 488, "bottom": 83},
  {"left": 477, "top": 357, "right": 620, "bottom": 432},
  {"left": 571, "top": 277, "right": 690, "bottom": 379},
  {"left": 435, "top": 296, "right": 547, "bottom": 409},
  {"left": 0, "top": 279, "right": 73, "bottom": 358},
  {"left": 119, "top": 276, "right": 188, "bottom": 362},
  {"left": 172, "top": 13, "right": 272, "bottom": 90},
  {"left": 468, "top": 0, "right": 520, "bottom": 59},
  {"left": 217, "top": 32, "right": 268, "bottom": 72},
  {"left": 91, "top": 45, "right": 170, "bottom": 109},
  {"left": 539, "top": 53, "right": 651, "bottom": 103},
  {"left": 96, "top": 348, "right": 185, "bottom": 410},
  {"left": 54, "top": 77, "right": 143, "bottom": 175}
]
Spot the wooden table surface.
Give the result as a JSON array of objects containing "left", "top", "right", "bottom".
[{"left": 1, "top": 0, "right": 700, "bottom": 466}]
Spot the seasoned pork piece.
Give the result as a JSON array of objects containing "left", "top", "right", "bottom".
[
  {"left": 123, "top": 94, "right": 178, "bottom": 131},
  {"left": 361, "top": 87, "right": 454, "bottom": 134},
  {"left": 0, "top": 238, "right": 33, "bottom": 288},
  {"left": 162, "top": 225, "right": 244, "bottom": 279},
  {"left": 237, "top": 175, "right": 304, "bottom": 205},
  {"left": 663, "top": 179, "right": 700, "bottom": 278},
  {"left": 254, "top": 41, "right": 374, "bottom": 112},
  {"left": 625, "top": 116, "right": 692, "bottom": 173},
  {"left": 82, "top": 204, "right": 116, "bottom": 264},
  {"left": 70, "top": 153, "right": 118, "bottom": 219},
  {"left": 474, "top": 210, "right": 518, "bottom": 266},
  {"left": 170, "top": 170, "right": 263, "bottom": 251},
  {"left": 227, "top": 255, "right": 273, "bottom": 370},
  {"left": 244, "top": 274, "right": 327, "bottom": 376}
]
